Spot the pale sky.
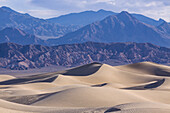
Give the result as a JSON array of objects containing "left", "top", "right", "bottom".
[{"left": 0, "top": 0, "right": 169, "bottom": 21}]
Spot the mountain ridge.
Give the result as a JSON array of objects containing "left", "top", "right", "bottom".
[
  {"left": 0, "top": 6, "right": 169, "bottom": 47},
  {"left": 0, "top": 42, "right": 169, "bottom": 70},
  {"left": 47, "top": 11, "right": 170, "bottom": 47},
  {"left": 47, "top": 9, "right": 116, "bottom": 26},
  {"left": 47, "top": 9, "right": 166, "bottom": 26},
  {"left": 0, "top": 6, "right": 79, "bottom": 39}
]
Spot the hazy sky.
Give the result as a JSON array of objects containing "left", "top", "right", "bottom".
[{"left": 0, "top": 0, "right": 169, "bottom": 21}]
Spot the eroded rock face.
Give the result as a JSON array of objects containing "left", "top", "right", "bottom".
[{"left": 0, "top": 42, "right": 170, "bottom": 70}]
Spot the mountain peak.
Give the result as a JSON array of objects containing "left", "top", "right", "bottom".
[
  {"left": 0, "top": 6, "right": 15, "bottom": 12},
  {"left": 118, "top": 11, "right": 133, "bottom": 17},
  {"left": 120, "top": 11, "right": 129, "bottom": 14},
  {"left": 158, "top": 19, "right": 168, "bottom": 26},
  {"left": 97, "top": 9, "right": 106, "bottom": 12},
  {"left": 159, "top": 18, "right": 165, "bottom": 22},
  {"left": 114, "top": 11, "right": 138, "bottom": 23}
]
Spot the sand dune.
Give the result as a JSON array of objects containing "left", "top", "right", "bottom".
[
  {"left": 0, "top": 75, "right": 15, "bottom": 82},
  {"left": 0, "top": 62, "right": 169, "bottom": 113}
]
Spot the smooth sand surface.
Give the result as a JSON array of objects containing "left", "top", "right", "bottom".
[{"left": 0, "top": 62, "right": 170, "bottom": 113}]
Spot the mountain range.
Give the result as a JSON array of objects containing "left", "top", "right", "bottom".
[
  {"left": 47, "top": 9, "right": 165, "bottom": 26},
  {"left": 48, "top": 11, "right": 170, "bottom": 47},
  {"left": 0, "top": 6, "right": 79, "bottom": 39},
  {"left": 0, "top": 6, "right": 170, "bottom": 70},
  {"left": 0, "top": 42, "right": 170, "bottom": 70},
  {"left": 0, "top": 7, "right": 170, "bottom": 47},
  {"left": 0, "top": 6, "right": 168, "bottom": 39}
]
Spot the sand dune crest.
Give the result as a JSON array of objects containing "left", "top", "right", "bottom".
[{"left": 0, "top": 62, "right": 169, "bottom": 113}]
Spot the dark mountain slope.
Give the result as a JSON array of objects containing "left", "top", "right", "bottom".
[{"left": 0, "top": 42, "right": 169, "bottom": 70}]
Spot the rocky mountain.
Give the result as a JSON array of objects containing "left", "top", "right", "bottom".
[
  {"left": 47, "top": 11, "right": 170, "bottom": 47},
  {"left": 47, "top": 9, "right": 164, "bottom": 26},
  {"left": 0, "top": 6, "right": 79, "bottom": 38},
  {"left": 0, "top": 27, "right": 47, "bottom": 45},
  {"left": 0, "top": 42, "right": 169, "bottom": 70}
]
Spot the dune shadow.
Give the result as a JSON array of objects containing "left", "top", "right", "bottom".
[
  {"left": 59, "top": 62, "right": 102, "bottom": 76},
  {"left": 91, "top": 83, "right": 108, "bottom": 87},
  {"left": 123, "top": 78, "right": 165, "bottom": 90},
  {"left": 144, "top": 78, "right": 165, "bottom": 89},
  {"left": 1, "top": 91, "right": 61, "bottom": 105},
  {"left": 0, "top": 75, "right": 58, "bottom": 85},
  {"left": 126, "top": 63, "right": 170, "bottom": 77},
  {"left": 154, "top": 69, "right": 170, "bottom": 77},
  {"left": 104, "top": 107, "right": 121, "bottom": 113},
  {"left": 0, "top": 62, "right": 102, "bottom": 85},
  {"left": 0, "top": 87, "right": 11, "bottom": 89}
]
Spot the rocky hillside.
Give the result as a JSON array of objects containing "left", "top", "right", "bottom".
[{"left": 0, "top": 42, "right": 169, "bottom": 70}]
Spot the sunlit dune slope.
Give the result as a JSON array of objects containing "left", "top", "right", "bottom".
[{"left": 0, "top": 62, "right": 170, "bottom": 113}]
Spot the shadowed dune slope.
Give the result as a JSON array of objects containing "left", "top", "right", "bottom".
[
  {"left": 117, "top": 62, "right": 170, "bottom": 76},
  {"left": 0, "top": 62, "right": 170, "bottom": 113}
]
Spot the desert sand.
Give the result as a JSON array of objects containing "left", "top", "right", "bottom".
[{"left": 0, "top": 62, "right": 169, "bottom": 113}]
